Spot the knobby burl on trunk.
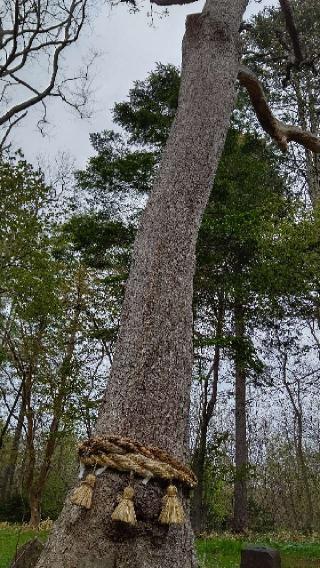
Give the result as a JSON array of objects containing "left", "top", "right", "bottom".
[{"left": 35, "top": 1, "right": 252, "bottom": 567}]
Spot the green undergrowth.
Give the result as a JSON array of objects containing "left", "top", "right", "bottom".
[
  {"left": 0, "top": 525, "right": 48, "bottom": 568},
  {"left": 1, "top": 525, "right": 320, "bottom": 567}
]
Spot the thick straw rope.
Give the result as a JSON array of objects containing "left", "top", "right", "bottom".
[{"left": 78, "top": 436, "right": 197, "bottom": 488}]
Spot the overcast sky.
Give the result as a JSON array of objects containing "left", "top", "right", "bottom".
[{"left": 12, "top": 0, "right": 275, "bottom": 170}]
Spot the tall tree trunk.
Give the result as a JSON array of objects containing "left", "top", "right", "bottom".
[
  {"left": 36, "top": 2, "right": 248, "bottom": 567},
  {"left": 233, "top": 298, "right": 248, "bottom": 533},
  {"left": 191, "top": 297, "right": 224, "bottom": 534},
  {"left": 25, "top": 365, "right": 37, "bottom": 523}
]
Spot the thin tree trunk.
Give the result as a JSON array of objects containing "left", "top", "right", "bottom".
[
  {"left": 292, "top": 75, "right": 320, "bottom": 207},
  {"left": 283, "top": 371, "right": 314, "bottom": 533},
  {"left": 0, "top": 335, "right": 28, "bottom": 498},
  {"left": 0, "top": 379, "right": 23, "bottom": 451},
  {"left": 295, "top": 415, "right": 314, "bottom": 533},
  {"left": 191, "top": 297, "right": 224, "bottom": 533},
  {"left": 37, "top": 2, "right": 248, "bottom": 567},
  {"left": 233, "top": 298, "right": 248, "bottom": 533},
  {"left": 29, "top": 490, "right": 42, "bottom": 529},
  {"left": 282, "top": 424, "right": 300, "bottom": 530},
  {"left": 25, "top": 366, "right": 37, "bottom": 523},
  {"left": 27, "top": 271, "right": 84, "bottom": 527},
  {"left": 0, "top": 394, "right": 26, "bottom": 500},
  {"left": 27, "top": 393, "right": 65, "bottom": 528}
]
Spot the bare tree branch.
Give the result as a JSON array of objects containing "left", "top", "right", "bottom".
[
  {"left": 0, "top": 0, "right": 92, "bottom": 146},
  {"left": 238, "top": 66, "right": 320, "bottom": 153},
  {"left": 0, "top": 111, "right": 27, "bottom": 152},
  {"left": 279, "top": 0, "right": 304, "bottom": 65}
]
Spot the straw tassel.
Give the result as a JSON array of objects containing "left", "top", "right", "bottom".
[
  {"left": 159, "top": 484, "right": 185, "bottom": 525},
  {"left": 111, "top": 486, "right": 137, "bottom": 525},
  {"left": 70, "top": 473, "right": 96, "bottom": 509}
]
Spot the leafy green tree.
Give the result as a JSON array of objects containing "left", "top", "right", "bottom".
[{"left": 0, "top": 155, "right": 108, "bottom": 526}]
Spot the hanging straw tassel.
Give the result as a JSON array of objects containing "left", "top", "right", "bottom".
[
  {"left": 159, "top": 484, "right": 185, "bottom": 525},
  {"left": 111, "top": 486, "right": 137, "bottom": 525},
  {"left": 70, "top": 473, "right": 96, "bottom": 509}
]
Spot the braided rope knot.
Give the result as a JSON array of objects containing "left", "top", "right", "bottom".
[{"left": 78, "top": 435, "right": 197, "bottom": 488}]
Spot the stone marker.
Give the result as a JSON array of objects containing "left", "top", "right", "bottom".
[
  {"left": 240, "top": 546, "right": 281, "bottom": 568},
  {"left": 10, "top": 537, "right": 44, "bottom": 568}
]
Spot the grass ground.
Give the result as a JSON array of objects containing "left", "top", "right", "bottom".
[
  {"left": 1, "top": 525, "right": 320, "bottom": 567},
  {"left": 197, "top": 535, "right": 320, "bottom": 567}
]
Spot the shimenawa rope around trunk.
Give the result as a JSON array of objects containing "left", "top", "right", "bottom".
[{"left": 70, "top": 435, "right": 197, "bottom": 525}]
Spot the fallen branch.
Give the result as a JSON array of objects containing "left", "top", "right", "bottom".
[
  {"left": 238, "top": 66, "right": 320, "bottom": 153},
  {"left": 150, "top": 0, "right": 196, "bottom": 5}
]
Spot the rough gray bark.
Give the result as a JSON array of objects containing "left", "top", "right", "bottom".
[
  {"left": 36, "top": 1, "right": 248, "bottom": 566},
  {"left": 10, "top": 538, "right": 44, "bottom": 568}
]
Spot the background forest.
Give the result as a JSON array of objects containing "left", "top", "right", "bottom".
[{"left": 1, "top": 0, "right": 320, "bottom": 545}]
